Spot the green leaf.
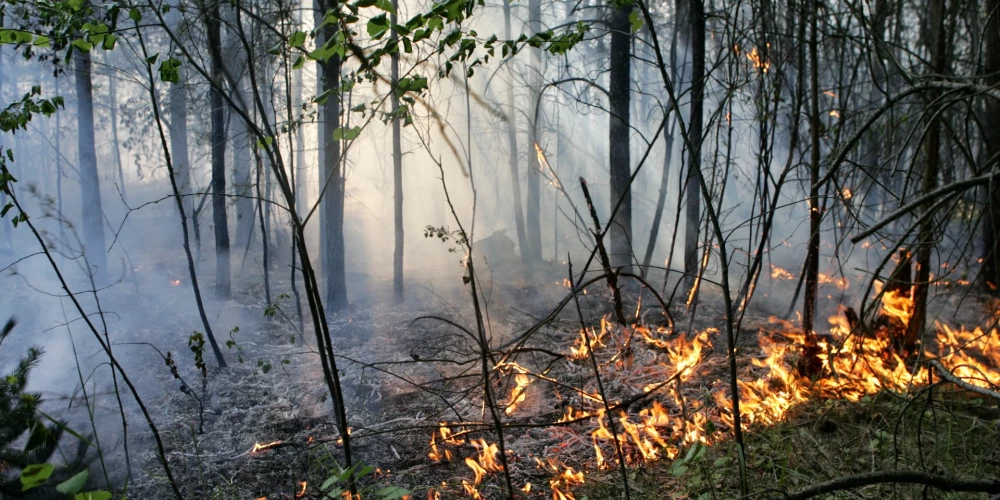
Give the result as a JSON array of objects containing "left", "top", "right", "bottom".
[
  {"left": 20, "top": 464, "right": 54, "bottom": 491},
  {"left": 289, "top": 30, "right": 307, "bottom": 48},
  {"left": 374, "top": 486, "right": 411, "bottom": 499},
  {"left": 33, "top": 35, "right": 51, "bottom": 48},
  {"left": 75, "top": 492, "right": 112, "bottom": 500},
  {"left": 367, "top": 14, "right": 390, "bottom": 39},
  {"left": 670, "top": 464, "right": 688, "bottom": 477},
  {"left": 332, "top": 126, "right": 361, "bottom": 141},
  {"left": 374, "top": 0, "right": 395, "bottom": 14},
  {"left": 292, "top": 55, "right": 305, "bottom": 70},
  {"left": 629, "top": 11, "right": 643, "bottom": 32},
  {"left": 102, "top": 34, "right": 117, "bottom": 50},
  {"left": 129, "top": 8, "right": 142, "bottom": 22},
  {"left": 56, "top": 470, "right": 89, "bottom": 495},
  {"left": 71, "top": 39, "right": 93, "bottom": 52}
]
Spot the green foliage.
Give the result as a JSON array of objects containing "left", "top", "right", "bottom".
[
  {"left": 0, "top": 318, "right": 97, "bottom": 497},
  {"left": 188, "top": 332, "right": 207, "bottom": 381},
  {"left": 318, "top": 461, "right": 410, "bottom": 499}
]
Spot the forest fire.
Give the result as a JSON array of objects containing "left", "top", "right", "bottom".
[
  {"left": 250, "top": 440, "right": 283, "bottom": 455},
  {"left": 770, "top": 265, "right": 795, "bottom": 280},
  {"left": 421, "top": 272, "right": 999, "bottom": 498}
]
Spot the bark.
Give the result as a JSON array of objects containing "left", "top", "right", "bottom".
[
  {"left": 983, "top": 0, "right": 1000, "bottom": 292},
  {"left": 206, "top": 0, "right": 232, "bottom": 298},
  {"left": 391, "top": 0, "right": 403, "bottom": 303},
  {"left": 801, "top": 0, "right": 822, "bottom": 374},
  {"left": 683, "top": 0, "right": 705, "bottom": 292},
  {"left": 906, "top": 0, "right": 947, "bottom": 349},
  {"left": 320, "top": 0, "right": 347, "bottom": 311},
  {"left": 74, "top": 42, "right": 109, "bottom": 286},
  {"left": 525, "top": 0, "right": 543, "bottom": 262},
  {"left": 503, "top": 0, "right": 529, "bottom": 264},
  {"left": 608, "top": 0, "right": 632, "bottom": 271}
]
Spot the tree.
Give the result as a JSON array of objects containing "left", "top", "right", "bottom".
[
  {"left": 683, "top": 0, "right": 705, "bottom": 292},
  {"left": 73, "top": 20, "right": 109, "bottom": 286},
  {"left": 905, "top": 0, "right": 947, "bottom": 349},
  {"left": 502, "top": 0, "right": 528, "bottom": 266},
  {"left": 205, "top": 0, "right": 232, "bottom": 298},
  {"left": 320, "top": 0, "right": 347, "bottom": 311},
  {"left": 391, "top": 0, "right": 403, "bottom": 302},
  {"left": 608, "top": 0, "right": 632, "bottom": 270},
  {"left": 983, "top": 0, "right": 1000, "bottom": 292},
  {"left": 525, "top": 0, "right": 543, "bottom": 262}
]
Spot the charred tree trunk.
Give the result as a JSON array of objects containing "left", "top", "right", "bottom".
[
  {"left": 983, "top": 0, "right": 1000, "bottom": 293},
  {"left": 391, "top": 0, "right": 404, "bottom": 303},
  {"left": 683, "top": 0, "right": 705, "bottom": 293},
  {"left": 609, "top": 0, "right": 633, "bottom": 271},
  {"left": 206, "top": 0, "right": 232, "bottom": 298},
  {"left": 503, "top": 0, "right": 529, "bottom": 265},
  {"left": 74, "top": 41, "right": 109, "bottom": 286},
  {"left": 321, "top": 0, "right": 347, "bottom": 311},
  {"left": 906, "top": 0, "right": 947, "bottom": 349},
  {"left": 801, "top": 0, "right": 822, "bottom": 375}
]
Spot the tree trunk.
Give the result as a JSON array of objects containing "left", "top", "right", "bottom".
[
  {"left": 525, "top": 0, "right": 543, "bottom": 262},
  {"left": 503, "top": 0, "right": 529, "bottom": 264},
  {"left": 609, "top": 0, "right": 632, "bottom": 271},
  {"left": 206, "top": 0, "right": 232, "bottom": 298},
  {"left": 391, "top": 0, "right": 404, "bottom": 303},
  {"left": 168, "top": 52, "right": 192, "bottom": 230},
  {"left": 74, "top": 44, "right": 109, "bottom": 286},
  {"left": 800, "top": 0, "right": 822, "bottom": 374},
  {"left": 906, "top": 0, "right": 947, "bottom": 349},
  {"left": 108, "top": 73, "right": 126, "bottom": 201},
  {"left": 683, "top": 0, "right": 705, "bottom": 292},
  {"left": 983, "top": 0, "right": 1000, "bottom": 292},
  {"left": 321, "top": 0, "right": 347, "bottom": 311},
  {"left": 0, "top": 46, "right": 9, "bottom": 250},
  {"left": 233, "top": 101, "right": 255, "bottom": 254}
]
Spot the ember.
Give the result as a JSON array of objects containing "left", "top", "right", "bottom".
[{"left": 250, "top": 440, "right": 283, "bottom": 454}]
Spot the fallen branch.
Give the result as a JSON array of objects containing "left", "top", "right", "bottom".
[
  {"left": 781, "top": 470, "right": 1000, "bottom": 500},
  {"left": 929, "top": 359, "right": 1000, "bottom": 402}
]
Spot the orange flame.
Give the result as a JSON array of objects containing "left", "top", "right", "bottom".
[
  {"left": 250, "top": 441, "right": 283, "bottom": 454},
  {"left": 296, "top": 481, "right": 307, "bottom": 498}
]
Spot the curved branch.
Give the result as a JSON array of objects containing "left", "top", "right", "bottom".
[{"left": 783, "top": 471, "right": 1000, "bottom": 500}]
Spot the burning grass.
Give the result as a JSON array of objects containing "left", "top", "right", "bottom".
[{"left": 123, "top": 266, "right": 999, "bottom": 499}]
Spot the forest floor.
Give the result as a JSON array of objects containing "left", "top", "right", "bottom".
[{"left": 91, "top": 260, "right": 1000, "bottom": 500}]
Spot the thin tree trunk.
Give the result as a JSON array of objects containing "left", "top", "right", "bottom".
[
  {"left": 391, "top": 0, "right": 404, "bottom": 303},
  {"left": 108, "top": 73, "right": 126, "bottom": 201},
  {"left": 683, "top": 0, "right": 705, "bottom": 293},
  {"left": 609, "top": 0, "right": 633, "bottom": 271},
  {"left": 168, "top": 47, "right": 192, "bottom": 231},
  {"left": 321, "top": 0, "right": 347, "bottom": 311},
  {"left": 74, "top": 39, "right": 109, "bottom": 286},
  {"left": 503, "top": 0, "right": 529, "bottom": 265},
  {"left": 641, "top": 20, "right": 680, "bottom": 277},
  {"left": 906, "top": 0, "right": 947, "bottom": 349},
  {"left": 525, "top": 0, "right": 543, "bottom": 263},
  {"left": 801, "top": 0, "right": 822, "bottom": 373},
  {"left": 983, "top": 0, "right": 1000, "bottom": 292},
  {"left": 206, "top": 0, "right": 232, "bottom": 298},
  {"left": 0, "top": 46, "right": 10, "bottom": 250}
]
